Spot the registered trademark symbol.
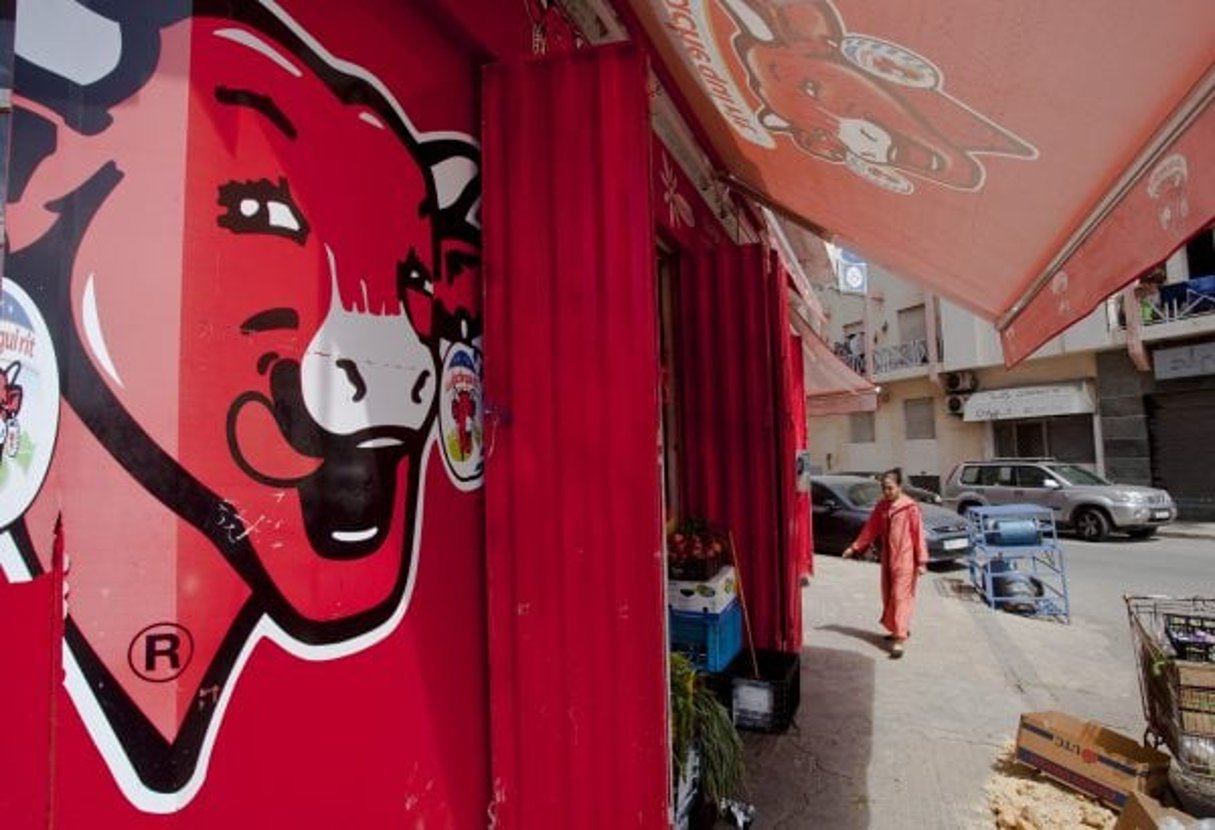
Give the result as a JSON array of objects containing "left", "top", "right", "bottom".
[{"left": 127, "top": 622, "right": 195, "bottom": 683}]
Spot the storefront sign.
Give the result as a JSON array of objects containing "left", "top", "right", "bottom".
[
  {"left": 963, "top": 382, "right": 1094, "bottom": 422},
  {"left": 1153, "top": 341, "right": 1215, "bottom": 380},
  {"left": 835, "top": 248, "right": 869, "bottom": 295}
]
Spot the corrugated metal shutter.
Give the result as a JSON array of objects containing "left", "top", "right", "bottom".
[
  {"left": 1148, "top": 390, "right": 1215, "bottom": 520},
  {"left": 482, "top": 44, "right": 668, "bottom": 827}
]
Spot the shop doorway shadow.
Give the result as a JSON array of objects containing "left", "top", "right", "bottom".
[{"left": 740, "top": 646, "right": 874, "bottom": 829}]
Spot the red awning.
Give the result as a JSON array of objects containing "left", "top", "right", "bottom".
[
  {"left": 799, "top": 327, "right": 877, "bottom": 416},
  {"left": 624, "top": 0, "right": 1215, "bottom": 363}
]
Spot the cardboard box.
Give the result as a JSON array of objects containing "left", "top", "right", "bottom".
[
  {"left": 1177, "top": 660, "right": 1215, "bottom": 690},
  {"left": 667, "top": 566, "right": 737, "bottom": 614},
  {"left": 1015, "top": 711, "right": 1171, "bottom": 809},
  {"left": 1113, "top": 791, "right": 1196, "bottom": 830},
  {"left": 1178, "top": 660, "right": 1215, "bottom": 737}
]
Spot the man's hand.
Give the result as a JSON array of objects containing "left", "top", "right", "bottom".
[
  {"left": 916, "top": 565, "right": 927, "bottom": 576},
  {"left": 841, "top": 546, "right": 854, "bottom": 559}
]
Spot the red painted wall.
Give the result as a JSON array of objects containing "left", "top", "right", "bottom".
[
  {"left": 1, "top": 2, "right": 502, "bottom": 825},
  {"left": 482, "top": 44, "right": 669, "bottom": 828}
]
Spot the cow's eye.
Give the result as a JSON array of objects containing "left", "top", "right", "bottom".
[{"left": 217, "top": 177, "right": 310, "bottom": 244}]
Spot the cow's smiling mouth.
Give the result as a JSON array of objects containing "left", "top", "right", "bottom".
[
  {"left": 228, "top": 358, "right": 422, "bottom": 561},
  {"left": 333, "top": 527, "right": 378, "bottom": 543}
]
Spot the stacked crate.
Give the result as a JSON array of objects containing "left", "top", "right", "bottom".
[
  {"left": 667, "top": 564, "right": 741, "bottom": 673},
  {"left": 1166, "top": 614, "right": 1215, "bottom": 741}
]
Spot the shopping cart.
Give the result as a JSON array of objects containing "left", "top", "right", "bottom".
[{"left": 1124, "top": 595, "right": 1215, "bottom": 790}]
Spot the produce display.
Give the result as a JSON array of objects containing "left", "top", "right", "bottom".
[{"left": 667, "top": 519, "right": 731, "bottom": 581}]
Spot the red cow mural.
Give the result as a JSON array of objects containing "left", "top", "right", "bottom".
[
  {"left": 718, "top": 0, "right": 1037, "bottom": 193},
  {"left": 3, "top": 0, "right": 481, "bottom": 814}
]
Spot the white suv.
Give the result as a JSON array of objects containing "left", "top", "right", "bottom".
[{"left": 942, "top": 459, "right": 1176, "bottom": 542}]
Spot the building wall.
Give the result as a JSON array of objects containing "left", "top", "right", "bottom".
[
  {"left": 1096, "top": 350, "right": 1153, "bottom": 484},
  {"left": 937, "top": 297, "right": 1112, "bottom": 369},
  {"left": 820, "top": 259, "right": 1115, "bottom": 372},
  {"left": 0, "top": 2, "right": 500, "bottom": 824},
  {"left": 810, "top": 343, "right": 1100, "bottom": 485},
  {"left": 810, "top": 377, "right": 986, "bottom": 487},
  {"left": 1098, "top": 344, "right": 1215, "bottom": 518},
  {"left": 824, "top": 262, "right": 928, "bottom": 352}
]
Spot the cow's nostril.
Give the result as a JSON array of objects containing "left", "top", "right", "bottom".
[
  {"left": 411, "top": 370, "right": 431, "bottom": 405},
  {"left": 335, "top": 358, "right": 367, "bottom": 403}
]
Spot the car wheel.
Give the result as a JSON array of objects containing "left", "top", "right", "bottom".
[
  {"left": 1127, "top": 527, "right": 1158, "bottom": 539},
  {"left": 1074, "top": 507, "right": 1110, "bottom": 542},
  {"left": 958, "top": 501, "right": 980, "bottom": 517}
]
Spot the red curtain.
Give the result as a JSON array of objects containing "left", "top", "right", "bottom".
[
  {"left": 482, "top": 45, "right": 669, "bottom": 828},
  {"left": 769, "top": 257, "right": 805, "bottom": 652},
  {"left": 789, "top": 333, "right": 812, "bottom": 579},
  {"left": 676, "top": 245, "right": 801, "bottom": 652}
]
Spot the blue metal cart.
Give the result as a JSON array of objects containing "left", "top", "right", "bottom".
[{"left": 965, "top": 504, "right": 1069, "bottom": 622}]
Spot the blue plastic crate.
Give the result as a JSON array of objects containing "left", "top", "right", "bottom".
[{"left": 670, "top": 603, "right": 743, "bottom": 673}]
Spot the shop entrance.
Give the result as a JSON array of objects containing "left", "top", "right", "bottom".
[
  {"left": 1147, "top": 390, "right": 1215, "bottom": 520},
  {"left": 993, "top": 414, "right": 1097, "bottom": 466},
  {"left": 658, "top": 244, "right": 684, "bottom": 525}
]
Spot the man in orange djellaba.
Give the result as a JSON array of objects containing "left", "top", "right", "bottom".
[{"left": 842, "top": 469, "right": 928, "bottom": 658}]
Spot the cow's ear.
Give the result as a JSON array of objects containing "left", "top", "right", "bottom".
[
  {"left": 8, "top": 107, "right": 59, "bottom": 205},
  {"left": 419, "top": 138, "right": 481, "bottom": 236},
  {"left": 77, "top": 0, "right": 191, "bottom": 27},
  {"left": 417, "top": 138, "right": 481, "bottom": 343},
  {"left": 15, "top": 0, "right": 189, "bottom": 135}
]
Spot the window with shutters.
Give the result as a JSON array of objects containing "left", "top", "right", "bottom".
[
  {"left": 903, "top": 397, "right": 935, "bottom": 440},
  {"left": 849, "top": 411, "right": 875, "bottom": 443},
  {"left": 897, "top": 304, "right": 927, "bottom": 344}
]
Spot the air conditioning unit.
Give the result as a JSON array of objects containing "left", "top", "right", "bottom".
[
  {"left": 946, "top": 394, "right": 969, "bottom": 418},
  {"left": 944, "top": 370, "right": 978, "bottom": 393}
]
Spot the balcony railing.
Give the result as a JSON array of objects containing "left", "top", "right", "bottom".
[
  {"left": 873, "top": 338, "right": 930, "bottom": 374},
  {"left": 832, "top": 338, "right": 933, "bottom": 376},
  {"left": 1119, "top": 276, "right": 1215, "bottom": 328},
  {"left": 832, "top": 346, "right": 865, "bottom": 374}
]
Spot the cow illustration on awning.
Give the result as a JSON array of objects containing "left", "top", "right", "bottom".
[
  {"left": 626, "top": 0, "right": 1214, "bottom": 364},
  {"left": 716, "top": 0, "right": 1038, "bottom": 194}
]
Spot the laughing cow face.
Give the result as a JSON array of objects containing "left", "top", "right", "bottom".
[
  {"left": 60, "top": 14, "right": 468, "bottom": 631},
  {"left": 5, "top": 0, "right": 480, "bottom": 807},
  {"left": 188, "top": 19, "right": 446, "bottom": 625},
  {"left": 718, "top": 0, "right": 1037, "bottom": 193}
]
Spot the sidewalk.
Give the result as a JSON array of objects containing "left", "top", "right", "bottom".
[
  {"left": 1158, "top": 522, "right": 1215, "bottom": 541},
  {"left": 738, "top": 556, "right": 1146, "bottom": 829}
]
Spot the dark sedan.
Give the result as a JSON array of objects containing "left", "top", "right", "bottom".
[
  {"left": 811, "top": 475, "right": 972, "bottom": 562},
  {"left": 836, "top": 471, "right": 943, "bottom": 505}
]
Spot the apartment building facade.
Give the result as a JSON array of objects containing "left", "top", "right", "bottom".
[{"left": 808, "top": 229, "right": 1215, "bottom": 520}]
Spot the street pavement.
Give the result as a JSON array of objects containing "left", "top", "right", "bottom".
[{"left": 738, "top": 531, "right": 1215, "bottom": 829}]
